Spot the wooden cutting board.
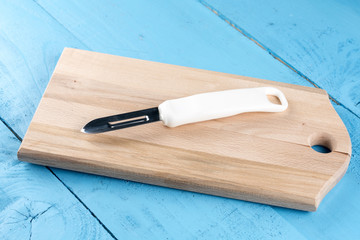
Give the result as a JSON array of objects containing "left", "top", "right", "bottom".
[{"left": 18, "top": 48, "right": 351, "bottom": 211}]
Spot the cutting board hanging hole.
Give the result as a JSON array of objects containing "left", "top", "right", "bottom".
[
  {"left": 308, "top": 132, "right": 336, "bottom": 154},
  {"left": 312, "top": 145, "right": 331, "bottom": 153}
]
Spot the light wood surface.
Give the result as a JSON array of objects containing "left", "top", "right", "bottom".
[{"left": 18, "top": 48, "right": 351, "bottom": 211}]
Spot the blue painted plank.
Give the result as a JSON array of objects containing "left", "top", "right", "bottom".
[
  {"left": 200, "top": 0, "right": 360, "bottom": 116},
  {"left": 34, "top": 0, "right": 311, "bottom": 83},
  {"left": 0, "top": 0, "right": 86, "bottom": 136},
  {"left": 0, "top": 123, "right": 113, "bottom": 239}
]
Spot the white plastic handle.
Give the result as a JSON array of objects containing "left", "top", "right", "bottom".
[{"left": 158, "top": 87, "right": 288, "bottom": 127}]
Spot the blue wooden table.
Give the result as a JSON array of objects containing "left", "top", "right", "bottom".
[{"left": 1, "top": 0, "right": 359, "bottom": 239}]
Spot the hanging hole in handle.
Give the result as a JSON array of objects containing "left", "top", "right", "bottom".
[
  {"left": 267, "top": 95, "right": 281, "bottom": 105},
  {"left": 264, "top": 87, "right": 288, "bottom": 111},
  {"left": 308, "top": 132, "right": 336, "bottom": 154}
]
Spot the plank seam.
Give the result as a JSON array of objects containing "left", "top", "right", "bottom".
[
  {"left": 46, "top": 167, "right": 119, "bottom": 240},
  {"left": 4, "top": 125, "right": 118, "bottom": 239},
  {"left": 0, "top": 116, "right": 22, "bottom": 142},
  {"left": 31, "top": 0, "right": 91, "bottom": 50},
  {"left": 198, "top": 0, "right": 360, "bottom": 120}
]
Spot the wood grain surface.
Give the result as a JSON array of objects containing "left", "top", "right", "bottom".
[
  {"left": 1, "top": 0, "right": 360, "bottom": 239},
  {"left": 18, "top": 48, "right": 351, "bottom": 211}
]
